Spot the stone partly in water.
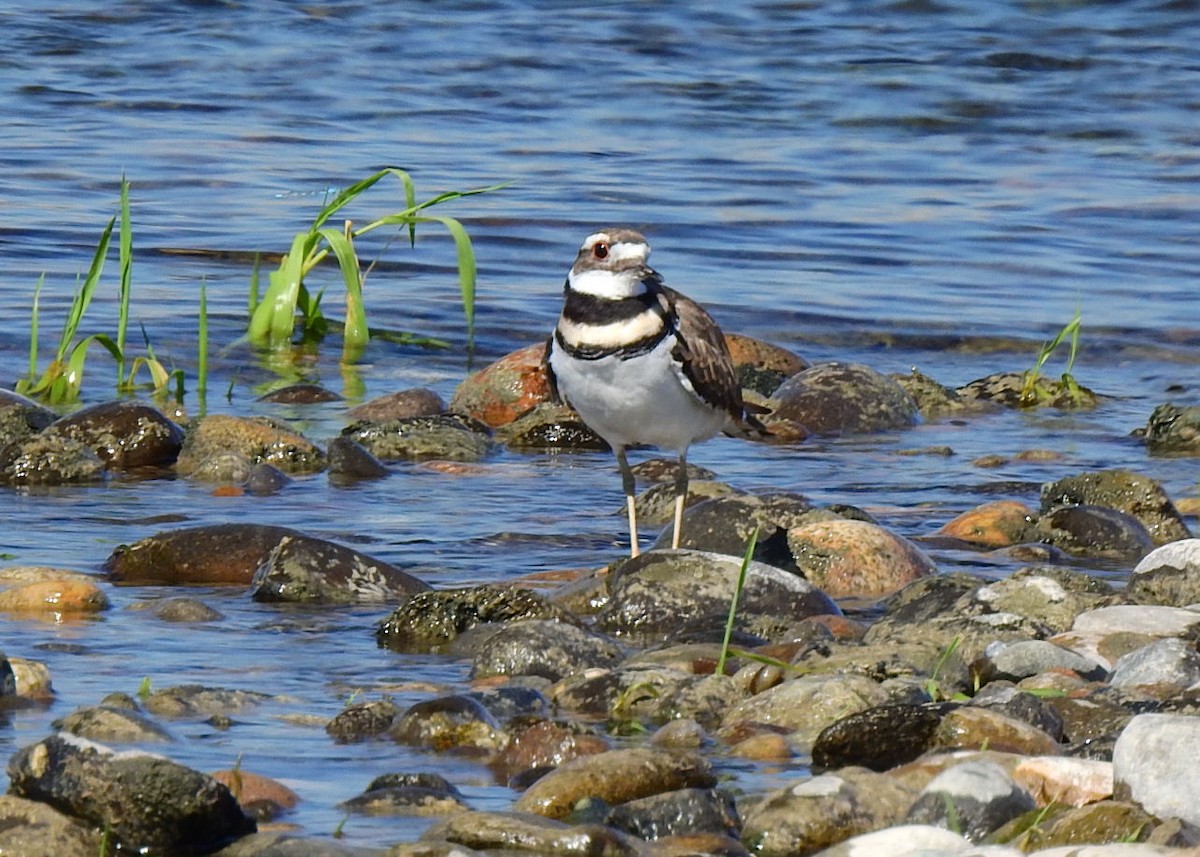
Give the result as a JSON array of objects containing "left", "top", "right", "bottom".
[
  {"left": 390, "top": 694, "right": 508, "bottom": 754},
  {"left": 1138, "top": 403, "right": 1200, "bottom": 456},
  {"left": 495, "top": 401, "right": 607, "bottom": 451},
  {"left": 325, "top": 436, "right": 390, "bottom": 480},
  {"left": 105, "top": 523, "right": 305, "bottom": 586},
  {"left": 935, "top": 500, "right": 1038, "bottom": 547},
  {"left": 326, "top": 699, "right": 400, "bottom": 743},
  {"left": 469, "top": 618, "right": 623, "bottom": 681},
  {"left": 339, "top": 772, "right": 469, "bottom": 817},
  {"left": 0, "top": 389, "right": 56, "bottom": 450},
  {"left": 958, "top": 370, "right": 1097, "bottom": 409},
  {"left": 1034, "top": 504, "right": 1154, "bottom": 561},
  {"left": 53, "top": 703, "right": 173, "bottom": 744},
  {"left": 176, "top": 414, "right": 326, "bottom": 477},
  {"left": 0, "top": 578, "right": 109, "bottom": 616},
  {"left": 7, "top": 733, "right": 255, "bottom": 854},
  {"left": 45, "top": 400, "right": 185, "bottom": 470},
  {"left": 769, "top": 361, "right": 919, "bottom": 434},
  {"left": 448, "top": 342, "right": 553, "bottom": 428},
  {"left": 342, "top": 413, "right": 492, "bottom": 462},
  {"left": 1040, "top": 468, "right": 1191, "bottom": 546},
  {"left": 347, "top": 387, "right": 445, "bottom": 422},
  {"left": 249, "top": 533, "right": 430, "bottom": 604},
  {"left": 786, "top": 518, "right": 937, "bottom": 598},
  {"left": 419, "top": 809, "right": 640, "bottom": 857},
  {"left": 0, "top": 433, "right": 106, "bottom": 486},
  {"left": 256, "top": 383, "right": 342, "bottom": 404}
]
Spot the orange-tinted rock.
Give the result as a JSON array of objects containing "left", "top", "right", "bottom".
[
  {"left": 0, "top": 580, "right": 109, "bottom": 615},
  {"left": 105, "top": 523, "right": 300, "bottom": 586},
  {"left": 449, "top": 343, "right": 551, "bottom": 428},
  {"left": 937, "top": 500, "right": 1037, "bottom": 547},
  {"left": 1012, "top": 756, "right": 1113, "bottom": 807},
  {"left": 176, "top": 414, "right": 325, "bottom": 477},
  {"left": 347, "top": 388, "right": 445, "bottom": 422},
  {"left": 787, "top": 518, "right": 937, "bottom": 598},
  {"left": 724, "top": 334, "right": 807, "bottom": 376},
  {"left": 211, "top": 769, "right": 300, "bottom": 818},
  {"left": 933, "top": 707, "right": 1062, "bottom": 756},
  {"left": 491, "top": 720, "right": 609, "bottom": 784}
]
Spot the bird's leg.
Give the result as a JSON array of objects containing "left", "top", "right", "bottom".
[
  {"left": 616, "top": 447, "right": 639, "bottom": 557},
  {"left": 672, "top": 448, "right": 689, "bottom": 549}
]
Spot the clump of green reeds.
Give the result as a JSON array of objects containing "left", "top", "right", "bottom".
[
  {"left": 247, "top": 167, "right": 506, "bottom": 362},
  {"left": 1018, "top": 308, "right": 1085, "bottom": 407}
]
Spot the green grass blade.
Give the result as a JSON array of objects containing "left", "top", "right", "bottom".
[
  {"left": 248, "top": 233, "right": 309, "bottom": 345},
  {"left": 58, "top": 216, "right": 116, "bottom": 358},
  {"left": 413, "top": 215, "right": 477, "bottom": 349},
  {"left": 117, "top": 176, "right": 133, "bottom": 380},
  {"left": 198, "top": 278, "right": 209, "bottom": 396},
  {"left": 717, "top": 526, "right": 760, "bottom": 676},
  {"left": 27, "top": 274, "right": 44, "bottom": 382},
  {"left": 316, "top": 226, "right": 369, "bottom": 359}
]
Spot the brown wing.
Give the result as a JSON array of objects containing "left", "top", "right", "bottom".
[{"left": 660, "top": 286, "right": 745, "bottom": 423}]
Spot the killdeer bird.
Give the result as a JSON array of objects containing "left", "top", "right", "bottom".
[{"left": 546, "top": 228, "right": 761, "bottom": 557}]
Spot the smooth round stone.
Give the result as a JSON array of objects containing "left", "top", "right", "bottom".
[
  {"left": 1133, "top": 538, "right": 1200, "bottom": 575},
  {"left": 937, "top": 500, "right": 1037, "bottom": 547},
  {"left": 769, "top": 361, "right": 918, "bottom": 434},
  {"left": 1071, "top": 605, "right": 1200, "bottom": 637},
  {"left": 718, "top": 673, "right": 892, "bottom": 746},
  {"left": 1108, "top": 637, "right": 1200, "bottom": 689},
  {"left": 807, "top": 823, "right": 1018, "bottom": 856},
  {"left": 786, "top": 518, "right": 937, "bottom": 598},
  {"left": 469, "top": 619, "right": 622, "bottom": 681},
  {"left": 980, "top": 640, "right": 1107, "bottom": 683},
  {"left": 1041, "top": 468, "right": 1191, "bottom": 546},
  {"left": 905, "top": 759, "right": 1035, "bottom": 842},
  {"left": 1113, "top": 713, "right": 1200, "bottom": 827},
  {"left": 1011, "top": 757, "right": 1113, "bottom": 807}
]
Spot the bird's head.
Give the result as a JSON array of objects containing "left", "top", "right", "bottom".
[{"left": 567, "top": 228, "right": 653, "bottom": 299}]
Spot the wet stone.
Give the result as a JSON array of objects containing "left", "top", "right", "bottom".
[
  {"left": 996, "top": 799, "right": 1158, "bottom": 852},
  {"left": 719, "top": 673, "right": 892, "bottom": 746},
  {"left": 54, "top": 703, "right": 173, "bottom": 743},
  {"left": 469, "top": 618, "right": 623, "bottom": 681},
  {"left": 0, "top": 432, "right": 105, "bottom": 486},
  {"left": 0, "top": 794, "right": 104, "bottom": 856},
  {"left": 597, "top": 549, "right": 839, "bottom": 643},
  {"left": 811, "top": 703, "right": 950, "bottom": 772},
  {"left": 47, "top": 399, "right": 185, "bottom": 470},
  {"left": 495, "top": 401, "right": 607, "bottom": 450},
  {"left": 7, "top": 732, "right": 255, "bottom": 854},
  {"left": 1041, "top": 468, "right": 1191, "bottom": 546},
  {"left": 604, "top": 787, "right": 739, "bottom": 840},
  {"left": 340, "top": 772, "right": 469, "bottom": 816},
  {"left": 635, "top": 480, "right": 743, "bottom": 527},
  {"left": 465, "top": 684, "right": 552, "bottom": 722},
  {"left": 786, "top": 518, "right": 937, "bottom": 598},
  {"left": 249, "top": 533, "right": 430, "bottom": 604},
  {"left": 490, "top": 719, "right": 609, "bottom": 786},
  {"left": 326, "top": 699, "right": 399, "bottom": 743},
  {"left": 146, "top": 596, "right": 225, "bottom": 623},
  {"left": 176, "top": 414, "right": 326, "bottom": 476},
  {"left": 390, "top": 694, "right": 507, "bottom": 754},
  {"left": 325, "top": 435, "right": 389, "bottom": 479},
  {"left": 420, "top": 809, "right": 640, "bottom": 857},
  {"left": 348, "top": 387, "right": 445, "bottom": 422},
  {"left": 654, "top": 493, "right": 812, "bottom": 568},
  {"left": 957, "top": 370, "right": 1098, "bottom": 409},
  {"left": 1034, "top": 504, "right": 1154, "bottom": 560},
  {"left": 448, "top": 342, "right": 553, "bottom": 428},
  {"left": 211, "top": 768, "right": 300, "bottom": 822},
  {"left": 342, "top": 413, "right": 492, "bottom": 461},
  {"left": 769, "top": 361, "right": 919, "bottom": 434},
  {"left": 891, "top": 368, "right": 981, "bottom": 419},
  {"left": 905, "top": 759, "right": 1036, "bottom": 842},
  {"left": 936, "top": 499, "right": 1037, "bottom": 546},
  {"left": 256, "top": 383, "right": 342, "bottom": 403},
  {"left": 243, "top": 462, "right": 291, "bottom": 495},
  {"left": 0, "top": 389, "right": 56, "bottom": 450},
  {"left": 105, "top": 523, "right": 305, "bottom": 586},
  {"left": 141, "top": 684, "right": 272, "bottom": 718},
  {"left": 1139, "top": 403, "right": 1200, "bottom": 456},
  {"left": 376, "top": 585, "right": 579, "bottom": 653}
]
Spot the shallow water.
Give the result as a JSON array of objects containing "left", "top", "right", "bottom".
[{"left": 1, "top": 0, "right": 1199, "bottom": 848}]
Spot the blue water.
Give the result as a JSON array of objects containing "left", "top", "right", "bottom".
[{"left": 1, "top": 0, "right": 1199, "bottom": 848}]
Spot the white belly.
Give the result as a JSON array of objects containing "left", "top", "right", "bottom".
[{"left": 550, "top": 336, "right": 728, "bottom": 452}]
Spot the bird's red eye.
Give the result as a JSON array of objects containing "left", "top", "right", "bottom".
[{"left": 593, "top": 242, "right": 609, "bottom": 260}]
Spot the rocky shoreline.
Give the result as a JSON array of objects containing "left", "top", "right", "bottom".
[{"left": 4, "top": 336, "right": 1200, "bottom": 856}]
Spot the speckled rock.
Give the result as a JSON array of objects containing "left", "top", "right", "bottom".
[
  {"left": 470, "top": 619, "right": 623, "bottom": 681},
  {"left": 0, "top": 389, "right": 56, "bottom": 449},
  {"left": 995, "top": 800, "right": 1161, "bottom": 853},
  {"left": 7, "top": 733, "right": 255, "bottom": 854},
  {"left": 1129, "top": 539, "right": 1200, "bottom": 606},
  {"left": 933, "top": 706, "right": 1063, "bottom": 756},
  {"left": 1113, "top": 713, "right": 1200, "bottom": 827},
  {"left": 448, "top": 343, "right": 552, "bottom": 428},
  {"left": 376, "top": 585, "right": 579, "bottom": 653},
  {"left": 0, "top": 432, "right": 105, "bottom": 485},
  {"left": 176, "top": 413, "right": 325, "bottom": 476},
  {"left": 719, "top": 673, "right": 892, "bottom": 746},
  {"left": 724, "top": 333, "right": 807, "bottom": 379},
  {"left": 106, "top": 523, "right": 310, "bottom": 586},
  {"left": 937, "top": 500, "right": 1038, "bottom": 546},
  {"left": 740, "top": 767, "right": 918, "bottom": 857},
  {"left": 491, "top": 719, "right": 610, "bottom": 786},
  {"left": 769, "top": 361, "right": 919, "bottom": 434},
  {"left": 249, "top": 532, "right": 430, "bottom": 604},
  {"left": 1034, "top": 505, "right": 1154, "bottom": 560},
  {"left": 326, "top": 435, "right": 389, "bottom": 479},
  {"left": 494, "top": 401, "right": 607, "bottom": 450},
  {"left": 340, "top": 772, "right": 468, "bottom": 816},
  {"left": 787, "top": 518, "right": 937, "bottom": 598},
  {"left": 604, "top": 787, "right": 740, "bottom": 840},
  {"left": 420, "top": 809, "right": 640, "bottom": 856},
  {"left": 957, "top": 370, "right": 1097, "bottom": 409},
  {"left": 651, "top": 493, "right": 816, "bottom": 567},
  {"left": 970, "top": 684, "right": 1066, "bottom": 741},
  {"left": 596, "top": 549, "right": 840, "bottom": 643},
  {"left": 257, "top": 382, "right": 341, "bottom": 404},
  {"left": 46, "top": 399, "right": 184, "bottom": 470},
  {"left": 635, "top": 480, "right": 745, "bottom": 527},
  {"left": 326, "top": 699, "right": 400, "bottom": 743},
  {"left": 54, "top": 703, "right": 173, "bottom": 743},
  {"left": 513, "top": 747, "right": 716, "bottom": 820},
  {"left": 905, "top": 759, "right": 1036, "bottom": 841},
  {"left": 141, "top": 684, "right": 272, "bottom": 718},
  {"left": 0, "top": 794, "right": 104, "bottom": 857},
  {"left": 1107, "top": 637, "right": 1200, "bottom": 690},
  {"left": 390, "top": 694, "right": 508, "bottom": 754},
  {"left": 812, "top": 703, "right": 951, "bottom": 771},
  {"left": 342, "top": 413, "right": 492, "bottom": 461},
  {"left": 1041, "top": 469, "right": 1190, "bottom": 546},
  {"left": 962, "top": 567, "right": 1119, "bottom": 634},
  {"left": 1139, "top": 403, "right": 1200, "bottom": 456},
  {"left": 892, "top": 369, "right": 982, "bottom": 419}
]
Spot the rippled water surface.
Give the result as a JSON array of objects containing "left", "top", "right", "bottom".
[{"left": 1, "top": 0, "right": 1199, "bottom": 847}]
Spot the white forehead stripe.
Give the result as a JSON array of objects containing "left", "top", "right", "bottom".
[{"left": 580, "top": 233, "right": 650, "bottom": 265}]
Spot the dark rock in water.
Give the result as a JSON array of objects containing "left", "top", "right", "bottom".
[
  {"left": 1130, "top": 539, "right": 1200, "bottom": 606},
  {"left": 470, "top": 619, "right": 623, "bottom": 681},
  {"left": 0, "top": 389, "right": 56, "bottom": 449},
  {"left": 1035, "top": 504, "right": 1154, "bottom": 560},
  {"left": 1041, "top": 468, "right": 1191, "bottom": 546},
  {"left": 0, "top": 794, "right": 104, "bottom": 855},
  {"left": 7, "top": 732, "right": 255, "bottom": 853},
  {"left": 891, "top": 368, "right": 983, "bottom": 419},
  {"left": 376, "top": 585, "right": 578, "bottom": 653},
  {"left": 420, "top": 809, "right": 641, "bottom": 856},
  {"left": 342, "top": 413, "right": 492, "bottom": 461},
  {"left": 449, "top": 342, "right": 553, "bottom": 428},
  {"left": 513, "top": 747, "right": 716, "bottom": 820},
  {"left": 652, "top": 493, "right": 812, "bottom": 567},
  {"left": 465, "top": 684, "right": 552, "bottom": 722},
  {"left": 769, "top": 361, "right": 918, "bottom": 434},
  {"left": 244, "top": 462, "right": 291, "bottom": 495},
  {"left": 905, "top": 759, "right": 1036, "bottom": 841},
  {"left": 0, "top": 651, "right": 18, "bottom": 698},
  {"left": 326, "top": 699, "right": 399, "bottom": 743},
  {"left": 141, "top": 684, "right": 272, "bottom": 718},
  {"left": 256, "top": 383, "right": 342, "bottom": 404},
  {"left": 176, "top": 414, "right": 326, "bottom": 477},
  {"left": 340, "top": 771, "right": 467, "bottom": 816},
  {"left": 348, "top": 387, "right": 445, "bottom": 422},
  {"left": 391, "top": 694, "right": 508, "bottom": 753},
  {"left": 54, "top": 703, "right": 173, "bottom": 743},
  {"left": 46, "top": 399, "right": 185, "bottom": 470},
  {"left": 636, "top": 480, "right": 744, "bottom": 527},
  {"left": 958, "top": 370, "right": 1097, "bottom": 409},
  {"left": 491, "top": 720, "right": 609, "bottom": 786},
  {"left": 0, "top": 433, "right": 105, "bottom": 486},
  {"left": 325, "top": 436, "right": 389, "bottom": 479},
  {"left": 148, "top": 596, "right": 225, "bottom": 623},
  {"left": 1138, "top": 403, "right": 1200, "bottom": 456},
  {"left": 497, "top": 401, "right": 608, "bottom": 451},
  {"left": 249, "top": 533, "right": 429, "bottom": 604},
  {"left": 105, "top": 523, "right": 302, "bottom": 586},
  {"left": 604, "top": 787, "right": 740, "bottom": 840},
  {"left": 811, "top": 703, "right": 950, "bottom": 771},
  {"left": 597, "top": 549, "right": 839, "bottom": 643}
]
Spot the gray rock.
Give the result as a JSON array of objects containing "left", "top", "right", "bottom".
[
  {"left": 1108, "top": 638, "right": 1200, "bottom": 689},
  {"left": 1034, "top": 504, "right": 1154, "bottom": 560},
  {"left": 249, "top": 533, "right": 430, "bottom": 604},
  {"left": 905, "top": 759, "right": 1036, "bottom": 841},
  {"left": 213, "top": 830, "right": 380, "bottom": 856},
  {"left": 0, "top": 794, "right": 104, "bottom": 857},
  {"left": 420, "top": 809, "right": 639, "bottom": 855},
  {"left": 470, "top": 619, "right": 622, "bottom": 681},
  {"left": 390, "top": 694, "right": 507, "bottom": 753},
  {"left": 979, "top": 639, "right": 1107, "bottom": 683},
  {"left": 0, "top": 433, "right": 106, "bottom": 486},
  {"left": 1130, "top": 539, "right": 1200, "bottom": 607},
  {"left": 325, "top": 436, "right": 389, "bottom": 479},
  {"left": 1140, "top": 403, "right": 1200, "bottom": 456},
  {"left": 969, "top": 683, "right": 1066, "bottom": 742},
  {"left": 1114, "top": 713, "right": 1200, "bottom": 826},
  {"left": 1041, "top": 469, "right": 1191, "bottom": 546},
  {"left": 342, "top": 413, "right": 492, "bottom": 461},
  {"left": 142, "top": 684, "right": 272, "bottom": 718},
  {"left": 7, "top": 733, "right": 254, "bottom": 854},
  {"left": 339, "top": 771, "right": 468, "bottom": 816},
  {"left": 770, "top": 361, "right": 919, "bottom": 434},
  {"left": 326, "top": 699, "right": 399, "bottom": 743},
  {"left": 54, "top": 704, "right": 173, "bottom": 743},
  {"left": 809, "top": 822, "right": 1011, "bottom": 856},
  {"left": 719, "top": 673, "right": 892, "bottom": 745}
]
